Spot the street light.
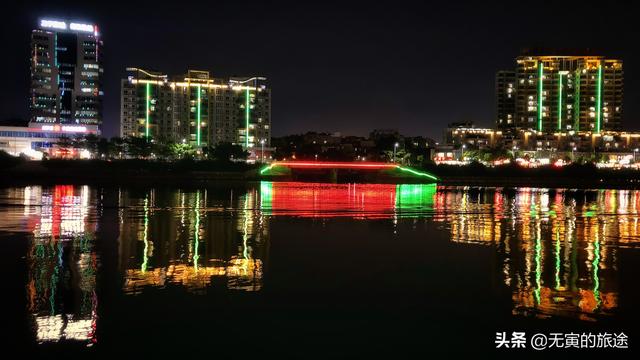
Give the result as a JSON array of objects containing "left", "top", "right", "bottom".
[
  {"left": 260, "top": 139, "right": 265, "bottom": 163},
  {"left": 572, "top": 147, "right": 577, "bottom": 161},
  {"left": 393, "top": 142, "right": 399, "bottom": 163}
]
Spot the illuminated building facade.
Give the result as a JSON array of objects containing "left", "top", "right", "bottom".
[
  {"left": 444, "top": 123, "right": 503, "bottom": 149},
  {"left": 0, "top": 123, "right": 98, "bottom": 157},
  {"left": 497, "top": 53, "right": 623, "bottom": 133},
  {"left": 496, "top": 71, "right": 516, "bottom": 130},
  {"left": 120, "top": 68, "right": 271, "bottom": 150},
  {"left": 30, "top": 19, "right": 103, "bottom": 128},
  {"left": 508, "top": 130, "right": 640, "bottom": 153}
]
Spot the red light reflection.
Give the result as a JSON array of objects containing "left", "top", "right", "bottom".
[{"left": 261, "top": 182, "right": 397, "bottom": 218}]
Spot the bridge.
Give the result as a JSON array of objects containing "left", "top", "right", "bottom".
[{"left": 259, "top": 161, "right": 439, "bottom": 182}]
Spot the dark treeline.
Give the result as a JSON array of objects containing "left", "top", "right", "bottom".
[{"left": 55, "top": 135, "right": 250, "bottom": 162}]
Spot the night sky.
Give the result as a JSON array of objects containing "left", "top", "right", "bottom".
[{"left": 2, "top": 0, "right": 639, "bottom": 140}]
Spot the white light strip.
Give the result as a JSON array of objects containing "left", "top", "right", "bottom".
[
  {"left": 40, "top": 125, "right": 88, "bottom": 133},
  {"left": 70, "top": 22, "right": 95, "bottom": 32},
  {"left": 40, "top": 19, "right": 67, "bottom": 30},
  {"left": 131, "top": 79, "right": 257, "bottom": 91}
]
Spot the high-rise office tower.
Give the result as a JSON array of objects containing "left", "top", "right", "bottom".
[
  {"left": 495, "top": 70, "right": 516, "bottom": 130},
  {"left": 121, "top": 68, "right": 271, "bottom": 149},
  {"left": 497, "top": 52, "right": 623, "bottom": 133},
  {"left": 30, "top": 19, "right": 103, "bottom": 129}
]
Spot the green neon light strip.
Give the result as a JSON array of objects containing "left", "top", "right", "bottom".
[
  {"left": 595, "top": 64, "right": 603, "bottom": 133},
  {"left": 396, "top": 166, "right": 439, "bottom": 181},
  {"left": 260, "top": 164, "right": 275, "bottom": 174},
  {"left": 537, "top": 62, "right": 543, "bottom": 132},
  {"left": 196, "top": 85, "right": 201, "bottom": 146},
  {"left": 574, "top": 70, "right": 581, "bottom": 131},
  {"left": 145, "top": 83, "right": 150, "bottom": 138},
  {"left": 557, "top": 73, "right": 563, "bottom": 130},
  {"left": 245, "top": 88, "right": 250, "bottom": 149}
]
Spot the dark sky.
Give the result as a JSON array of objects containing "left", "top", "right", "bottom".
[{"left": 2, "top": 0, "right": 639, "bottom": 140}]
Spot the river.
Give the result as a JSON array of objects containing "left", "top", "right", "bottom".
[{"left": 1, "top": 183, "right": 638, "bottom": 355}]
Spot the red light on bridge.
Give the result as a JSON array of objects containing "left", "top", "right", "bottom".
[
  {"left": 268, "top": 161, "right": 398, "bottom": 169},
  {"left": 260, "top": 161, "right": 439, "bottom": 181}
]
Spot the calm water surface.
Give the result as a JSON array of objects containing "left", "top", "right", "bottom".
[{"left": 1, "top": 182, "right": 639, "bottom": 355}]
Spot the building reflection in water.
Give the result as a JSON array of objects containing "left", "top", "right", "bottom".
[
  {"left": 118, "top": 188, "right": 268, "bottom": 294},
  {"left": 260, "top": 182, "right": 640, "bottom": 321},
  {"left": 19, "top": 185, "right": 99, "bottom": 345},
  {"left": 14, "top": 182, "right": 640, "bottom": 347},
  {"left": 436, "top": 187, "right": 640, "bottom": 321}
]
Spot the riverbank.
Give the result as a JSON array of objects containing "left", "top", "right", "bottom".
[
  {"left": 426, "top": 163, "right": 640, "bottom": 189},
  {"left": 1, "top": 159, "right": 640, "bottom": 189}
]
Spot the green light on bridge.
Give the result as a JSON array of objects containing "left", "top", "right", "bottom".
[
  {"left": 396, "top": 166, "right": 439, "bottom": 181},
  {"left": 260, "top": 164, "right": 275, "bottom": 174}
]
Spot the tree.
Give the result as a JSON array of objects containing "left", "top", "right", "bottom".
[
  {"left": 206, "top": 142, "right": 248, "bottom": 162},
  {"left": 126, "top": 137, "right": 153, "bottom": 158},
  {"left": 153, "top": 141, "right": 175, "bottom": 160},
  {"left": 170, "top": 142, "right": 195, "bottom": 159},
  {"left": 383, "top": 148, "right": 409, "bottom": 164},
  {"left": 83, "top": 134, "right": 100, "bottom": 155},
  {"left": 110, "top": 137, "right": 126, "bottom": 158},
  {"left": 96, "top": 138, "right": 113, "bottom": 158}
]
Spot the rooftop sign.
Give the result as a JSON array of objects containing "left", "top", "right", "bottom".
[
  {"left": 40, "top": 19, "right": 67, "bottom": 30},
  {"left": 40, "top": 19, "right": 96, "bottom": 34}
]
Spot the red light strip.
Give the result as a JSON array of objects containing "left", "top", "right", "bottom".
[{"left": 269, "top": 161, "right": 399, "bottom": 169}]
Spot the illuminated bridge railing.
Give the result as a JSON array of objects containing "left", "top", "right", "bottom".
[{"left": 259, "top": 161, "right": 439, "bottom": 181}]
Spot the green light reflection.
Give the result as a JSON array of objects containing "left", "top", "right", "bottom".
[{"left": 141, "top": 196, "right": 149, "bottom": 272}]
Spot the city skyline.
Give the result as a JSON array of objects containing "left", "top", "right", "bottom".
[
  {"left": 3, "top": 3, "right": 640, "bottom": 355},
  {"left": 1, "top": 1, "right": 640, "bottom": 141}
]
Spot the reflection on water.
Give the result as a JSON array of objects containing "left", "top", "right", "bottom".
[
  {"left": 118, "top": 188, "right": 267, "bottom": 294},
  {"left": 259, "top": 182, "right": 436, "bottom": 218},
  {"left": 14, "top": 186, "right": 99, "bottom": 345},
  {"left": 434, "top": 188, "right": 637, "bottom": 321},
  {"left": 2, "top": 183, "right": 640, "bottom": 347}
]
